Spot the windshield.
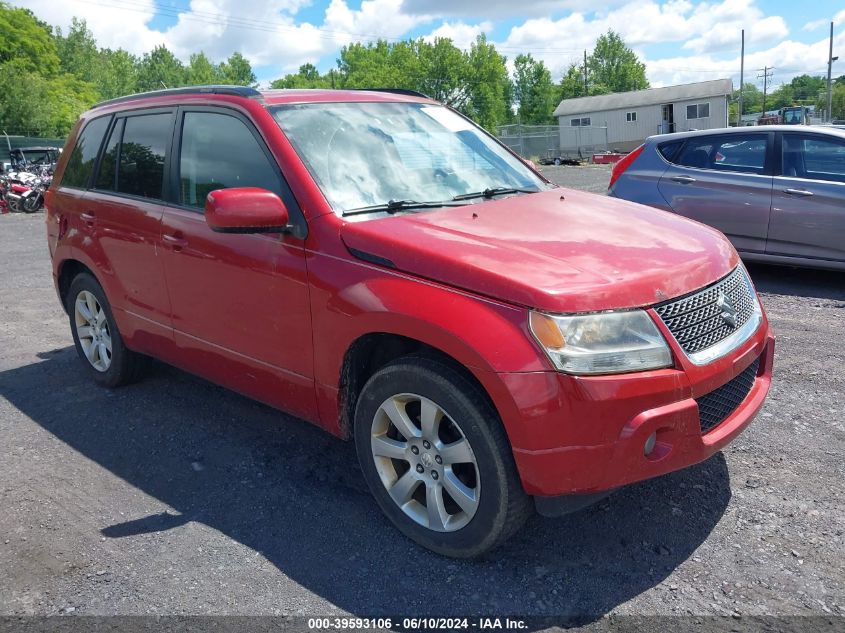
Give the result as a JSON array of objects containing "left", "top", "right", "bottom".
[{"left": 271, "top": 102, "right": 547, "bottom": 214}]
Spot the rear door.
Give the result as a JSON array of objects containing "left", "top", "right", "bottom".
[
  {"left": 657, "top": 132, "right": 774, "bottom": 253},
  {"left": 84, "top": 110, "right": 175, "bottom": 349},
  {"left": 768, "top": 132, "right": 845, "bottom": 262}
]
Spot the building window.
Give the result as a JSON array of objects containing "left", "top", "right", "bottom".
[
  {"left": 626, "top": 111, "right": 637, "bottom": 122},
  {"left": 686, "top": 103, "right": 711, "bottom": 119},
  {"left": 570, "top": 117, "right": 591, "bottom": 127}
]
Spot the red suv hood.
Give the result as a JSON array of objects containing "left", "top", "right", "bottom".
[{"left": 339, "top": 188, "right": 739, "bottom": 313}]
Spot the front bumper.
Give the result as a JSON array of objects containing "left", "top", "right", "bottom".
[{"left": 500, "top": 322, "right": 774, "bottom": 498}]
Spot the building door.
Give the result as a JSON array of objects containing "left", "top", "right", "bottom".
[{"left": 661, "top": 104, "right": 675, "bottom": 133}]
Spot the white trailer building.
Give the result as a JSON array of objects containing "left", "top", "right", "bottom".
[{"left": 553, "top": 78, "right": 733, "bottom": 155}]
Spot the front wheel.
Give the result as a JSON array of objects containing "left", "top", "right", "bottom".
[{"left": 354, "top": 356, "right": 532, "bottom": 558}]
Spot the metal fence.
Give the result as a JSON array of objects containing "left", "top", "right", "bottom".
[{"left": 496, "top": 123, "right": 609, "bottom": 160}]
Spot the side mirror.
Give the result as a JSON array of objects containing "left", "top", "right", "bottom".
[
  {"left": 205, "top": 187, "right": 290, "bottom": 234},
  {"left": 522, "top": 157, "right": 537, "bottom": 170}
]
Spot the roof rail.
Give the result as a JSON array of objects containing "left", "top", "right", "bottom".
[
  {"left": 92, "top": 85, "right": 263, "bottom": 109},
  {"left": 356, "top": 88, "right": 431, "bottom": 99}
]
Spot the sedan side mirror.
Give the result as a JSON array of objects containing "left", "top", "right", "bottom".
[{"left": 205, "top": 187, "right": 290, "bottom": 234}]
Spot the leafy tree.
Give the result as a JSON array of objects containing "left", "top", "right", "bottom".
[
  {"left": 817, "top": 82, "right": 845, "bottom": 120},
  {"left": 588, "top": 30, "right": 648, "bottom": 94},
  {"left": 558, "top": 63, "right": 587, "bottom": 100},
  {"left": 270, "top": 63, "right": 331, "bottom": 88},
  {"left": 136, "top": 45, "right": 186, "bottom": 92},
  {"left": 219, "top": 52, "right": 256, "bottom": 86},
  {"left": 187, "top": 52, "right": 221, "bottom": 85},
  {"left": 0, "top": 59, "right": 96, "bottom": 135},
  {"left": 55, "top": 17, "right": 98, "bottom": 84},
  {"left": 513, "top": 54, "right": 556, "bottom": 124},
  {"left": 464, "top": 34, "right": 512, "bottom": 130},
  {"left": 0, "top": 2, "right": 60, "bottom": 75},
  {"left": 96, "top": 48, "right": 138, "bottom": 100}
]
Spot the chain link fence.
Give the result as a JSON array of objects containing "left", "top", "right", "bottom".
[{"left": 497, "top": 124, "right": 609, "bottom": 161}]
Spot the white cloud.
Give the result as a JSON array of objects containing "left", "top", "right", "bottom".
[
  {"left": 804, "top": 10, "right": 845, "bottom": 31},
  {"left": 496, "top": 0, "right": 792, "bottom": 78},
  {"left": 400, "top": 0, "right": 623, "bottom": 18},
  {"left": 423, "top": 21, "right": 493, "bottom": 50}
]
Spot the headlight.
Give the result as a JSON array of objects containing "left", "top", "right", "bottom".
[{"left": 529, "top": 310, "right": 672, "bottom": 375}]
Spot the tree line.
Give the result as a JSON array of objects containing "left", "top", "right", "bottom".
[
  {"left": 1, "top": 1, "right": 651, "bottom": 137},
  {"left": 729, "top": 74, "right": 845, "bottom": 121}
]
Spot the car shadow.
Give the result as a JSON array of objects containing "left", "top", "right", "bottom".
[
  {"left": 746, "top": 262, "right": 845, "bottom": 302},
  {"left": 0, "top": 349, "right": 733, "bottom": 622}
]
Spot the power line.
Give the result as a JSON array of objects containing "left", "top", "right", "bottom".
[{"left": 757, "top": 66, "right": 774, "bottom": 112}]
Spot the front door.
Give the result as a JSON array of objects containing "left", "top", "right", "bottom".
[
  {"left": 159, "top": 107, "right": 316, "bottom": 420},
  {"left": 657, "top": 132, "right": 773, "bottom": 254},
  {"left": 768, "top": 132, "right": 845, "bottom": 262}
]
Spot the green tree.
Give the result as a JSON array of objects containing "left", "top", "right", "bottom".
[
  {"left": 270, "top": 63, "right": 331, "bottom": 88},
  {"left": 0, "top": 59, "right": 96, "bottom": 135},
  {"left": 818, "top": 82, "right": 845, "bottom": 120},
  {"left": 464, "top": 34, "right": 511, "bottom": 130},
  {"left": 0, "top": 2, "right": 60, "bottom": 75},
  {"left": 416, "top": 38, "right": 470, "bottom": 107},
  {"left": 588, "top": 30, "right": 648, "bottom": 94},
  {"left": 558, "top": 63, "right": 587, "bottom": 100},
  {"left": 136, "top": 45, "right": 186, "bottom": 92},
  {"left": 219, "top": 52, "right": 256, "bottom": 86},
  {"left": 54, "top": 17, "right": 98, "bottom": 83},
  {"left": 187, "top": 52, "right": 221, "bottom": 85},
  {"left": 513, "top": 53, "right": 556, "bottom": 124},
  {"left": 96, "top": 48, "right": 138, "bottom": 100}
]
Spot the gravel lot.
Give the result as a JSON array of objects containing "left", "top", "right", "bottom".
[{"left": 1, "top": 166, "right": 843, "bottom": 625}]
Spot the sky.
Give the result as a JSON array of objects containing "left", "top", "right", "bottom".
[{"left": 14, "top": 0, "right": 845, "bottom": 90}]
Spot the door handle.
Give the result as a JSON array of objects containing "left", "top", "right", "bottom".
[
  {"left": 80, "top": 212, "right": 95, "bottom": 227},
  {"left": 671, "top": 175, "right": 696, "bottom": 184},
  {"left": 163, "top": 233, "right": 188, "bottom": 249},
  {"left": 783, "top": 188, "right": 813, "bottom": 197}
]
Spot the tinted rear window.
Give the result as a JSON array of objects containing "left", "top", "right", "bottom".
[
  {"left": 658, "top": 141, "right": 683, "bottom": 162},
  {"left": 117, "top": 113, "right": 171, "bottom": 200},
  {"left": 61, "top": 116, "right": 110, "bottom": 189},
  {"left": 673, "top": 135, "right": 767, "bottom": 174}
]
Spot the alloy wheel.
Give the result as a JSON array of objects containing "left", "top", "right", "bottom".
[
  {"left": 370, "top": 393, "right": 480, "bottom": 532},
  {"left": 74, "top": 290, "right": 113, "bottom": 372}
]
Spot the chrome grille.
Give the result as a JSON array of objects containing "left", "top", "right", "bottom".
[{"left": 654, "top": 267, "right": 757, "bottom": 357}]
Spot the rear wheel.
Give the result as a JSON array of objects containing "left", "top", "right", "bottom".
[
  {"left": 66, "top": 273, "right": 146, "bottom": 387},
  {"left": 354, "top": 356, "right": 531, "bottom": 558}
]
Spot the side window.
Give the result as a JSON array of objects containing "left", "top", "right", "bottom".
[
  {"left": 117, "top": 113, "right": 171, "bottom": 200},
  {"left": 674, "top": 135, "right": 767, "bottom": 174},
  {"left": 686, "top": 103, "right": 711, "bottom": 120},
  {"left": 783, "top": 135, "right": 845, "bottom": 183},
  {"left": 94, "top": 118, "right": 124, "bottom": 191},
  {"left": 60, "top": 116, "right": 110, "bottom": 189},
  {"left": 178, "top": 111, "right": 282, "bottom": 209}
]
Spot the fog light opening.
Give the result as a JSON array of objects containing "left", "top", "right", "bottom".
[{"left": 644, "top": 431, "right": 657, "bottom": 457}]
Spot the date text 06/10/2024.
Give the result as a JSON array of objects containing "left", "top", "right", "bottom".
[{"left": 307, "top": 618, "right": 528, "bottom": 630}]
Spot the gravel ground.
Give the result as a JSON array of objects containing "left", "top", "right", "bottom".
[{"left": 0, "top": 168, "right": 843, "bottom": 625}]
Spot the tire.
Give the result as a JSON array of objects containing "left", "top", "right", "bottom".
[
  {"left": 354, "top": 356, "right": 532, "bottom": 558},
  {"left": 554, "top": 157, "right": 562, "bottom": 166},
  {"left": 66, "top": 272, "right": 146, "bottom": 388}
]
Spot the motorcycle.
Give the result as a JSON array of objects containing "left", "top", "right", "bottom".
[{"left": 3, "top": 167, "right": 51, "bottom": 213}]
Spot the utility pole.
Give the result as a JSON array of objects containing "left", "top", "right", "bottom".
[
  {"left": 583, "top": 50, "right": 588, "bottom": 94},
  {"left": 738, "top": 29, "right": 744, "bottom": 126},
  {"left": 758, "top": 66, "right": 773, "bottom": 115},
  {"left": 827, "top": 21, "right": 837, "bottom": 123}
]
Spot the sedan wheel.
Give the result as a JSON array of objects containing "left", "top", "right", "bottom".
[
  {"left": 74, "top": 290, "right": 112, "bottom": 372},
  {"left": 371, "top": 393, "right": 480, "bottom": 532}
]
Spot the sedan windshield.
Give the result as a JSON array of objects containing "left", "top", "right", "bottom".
[{"left": 271, "top": 102, "right": 547, "bottom": 214}]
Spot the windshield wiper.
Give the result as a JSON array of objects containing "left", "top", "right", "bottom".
[
  {"left": 342, "top": 199, "right": 467, "bottom": 217},
  {"left": 451, "top": 187, "right": 539, "bottom": 201}
]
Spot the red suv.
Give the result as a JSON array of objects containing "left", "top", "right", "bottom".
[{"left": 46, "top": 86, "right": 774, "bottom": 558}]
